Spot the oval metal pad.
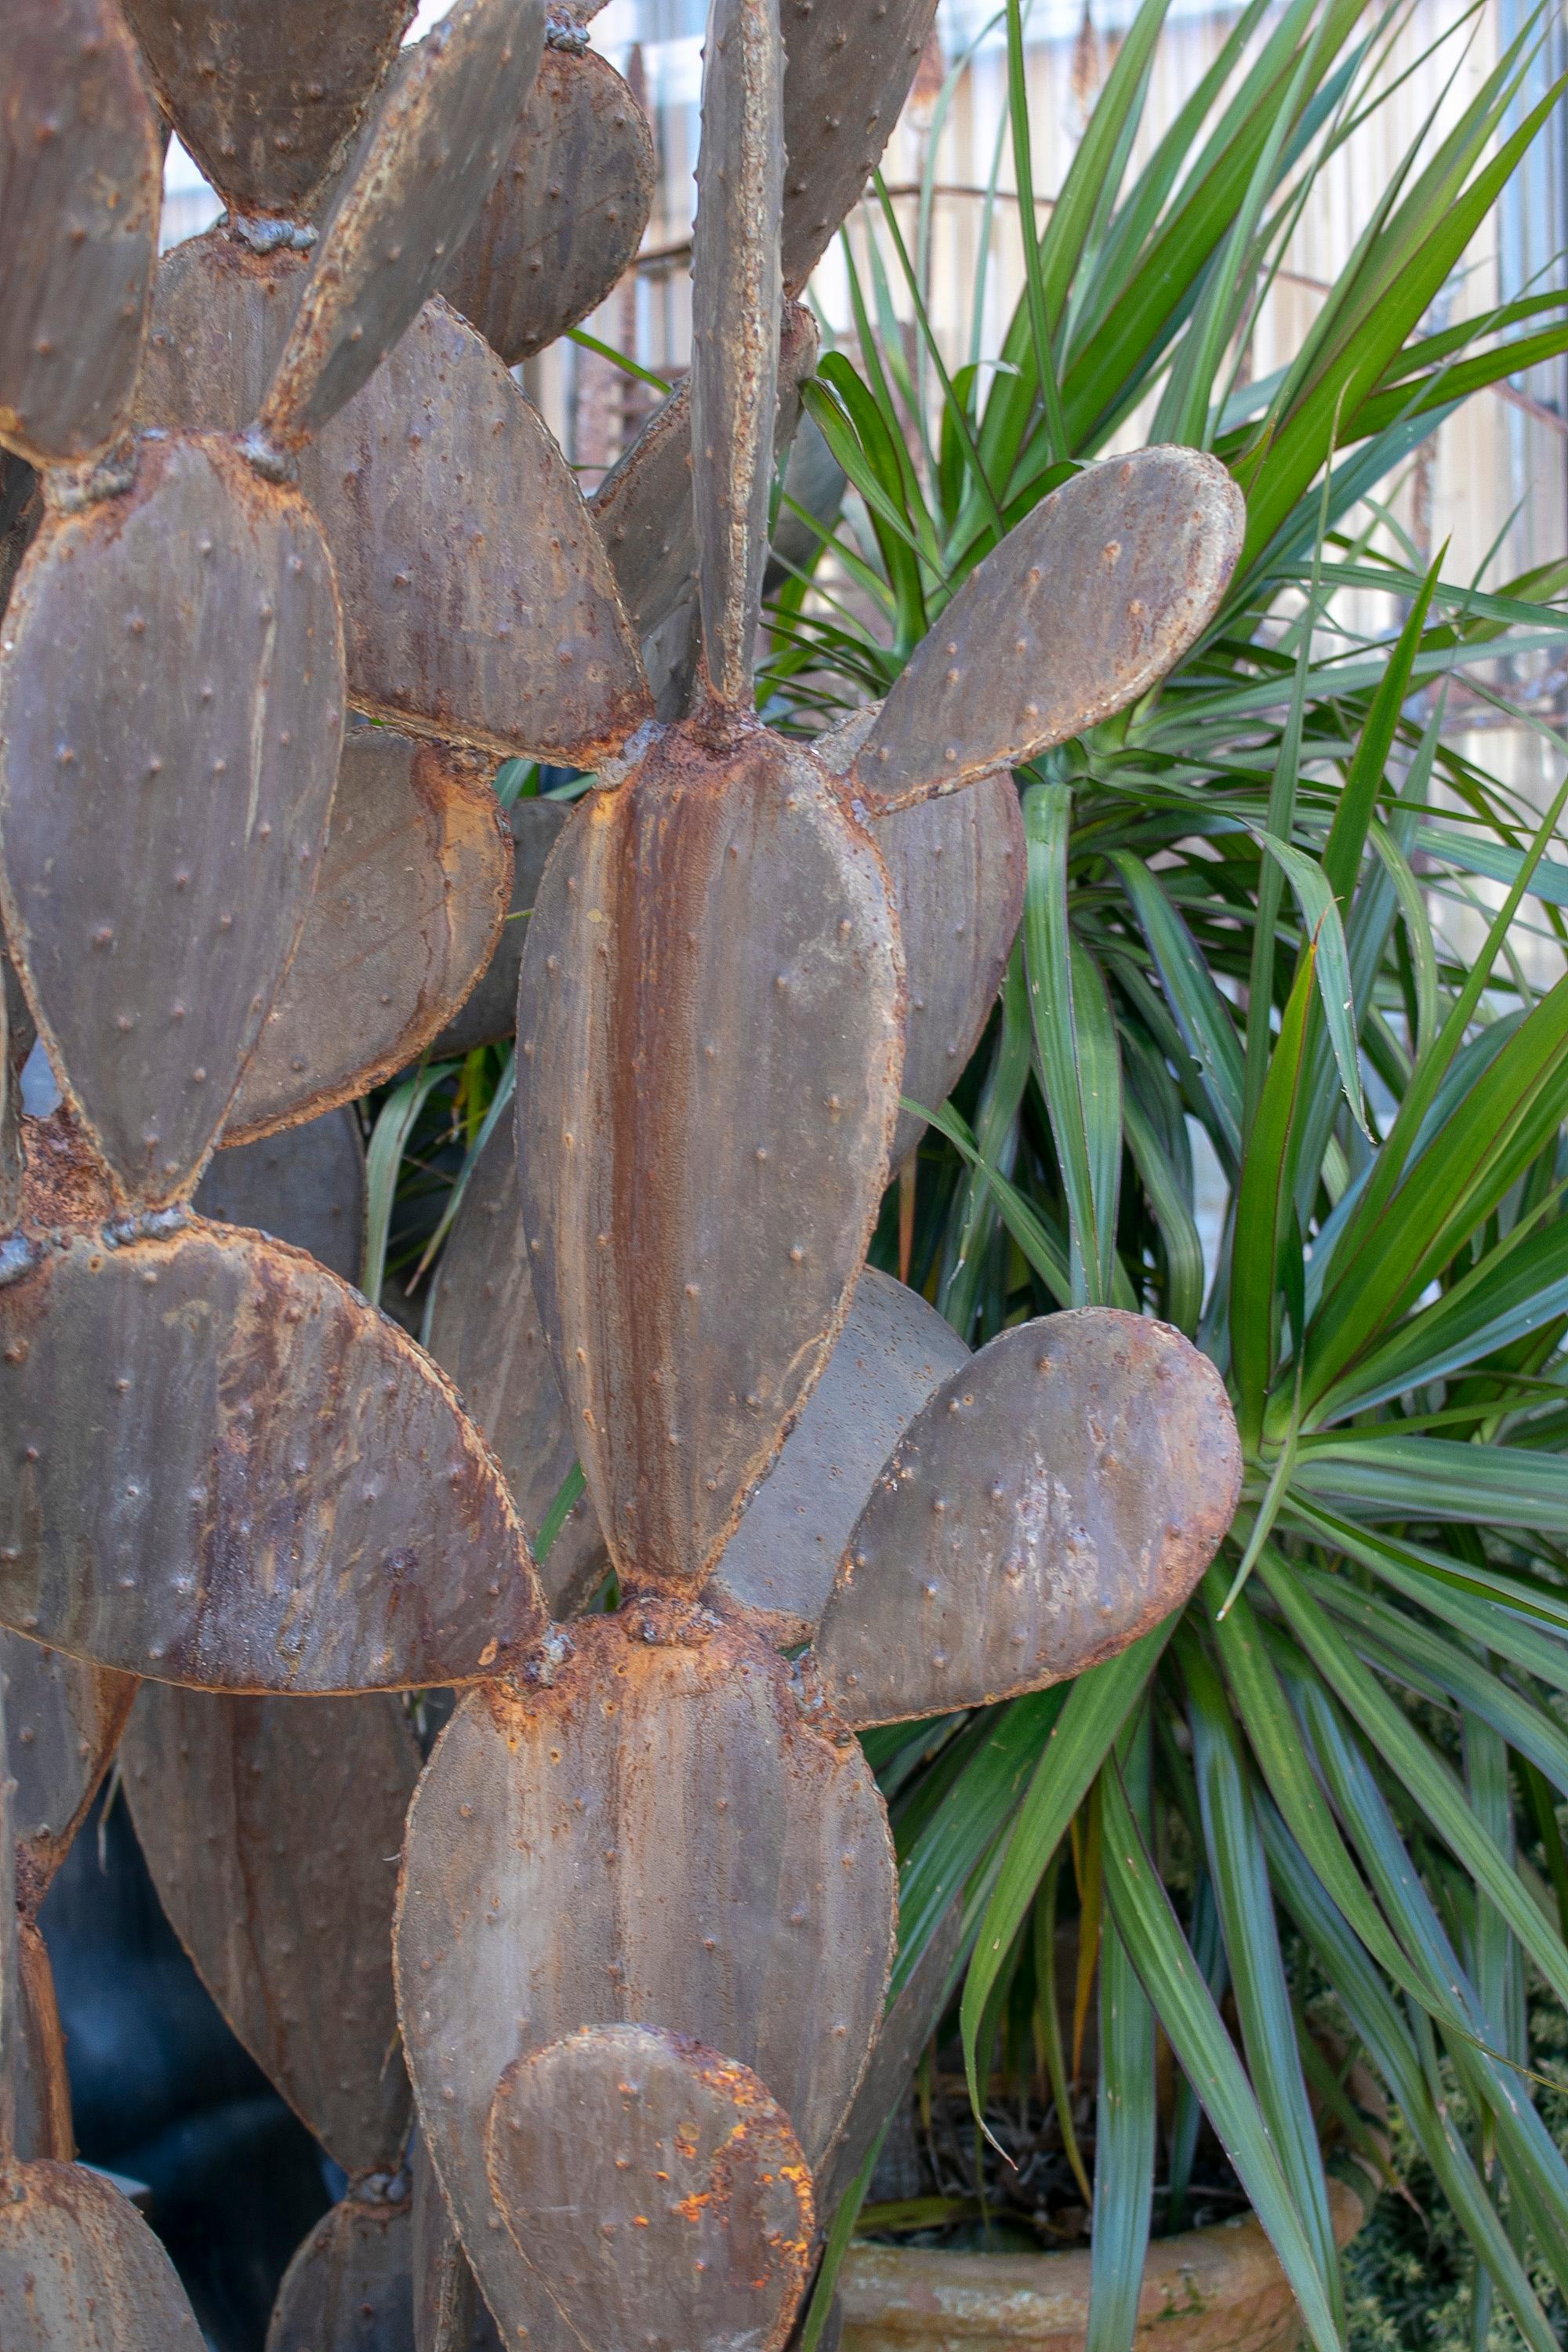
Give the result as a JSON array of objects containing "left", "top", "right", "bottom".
[
  {"left": 266, "top": 2193, "right": 415, "bottom": 2352},
  {"left": 425, "top": 1121, "right": 608, "bottom": 1619},
  {"left": 139, "top": 235, "right": 651, "bottom": 765},
  {"left": 198, "top": 1104, "right": 365, "bottom": 1285},
  {"left": 223, "top": 729, "right": 512, "bottom": 1145},
  {"left": 0, "top": 431, "right": 344, "bottom": 1208},
  {"left": 260, "top": 0, "right": 547, "bottom": 445},
  {"left": 516, "top": 724, "right": 902, "bottom": 1588},
  {"left": 0, "top": 1217, "right": 543, "bottom": 1690},
  {"left": 711, "top": 1269, "right": 968, "bottom": 1645},
  {"left": 120, "top": 0, "right": 415, "bottom": 222},
  {"left": 121, "top": 1682, "right": 419, "bottom": 2172},
  {"left": 429, "top": 795, "right": 572, "bottom": 1059},
  {"left": 780, "top": 0, "right": 939, "bottom": 296},
  {"left": 2, "top": 1632, "right": 136, "bottom": 1910},
  {"left": 813, "top": 1309, "right": 1243, "bottom": 1726},
  {"left": 440, "top": 44, "right": 654, "bottom": 365},
  {"left": 0, "top": 2161, "right": 204, "bottom": 2349},
  {"left": 394, "top": 1604, "right": 895, "bottom": 2339},
  {"left": 2, "top": 0, "right": 163, "bottom": 466},
  {"left": 851, "top": 450, "right": 1246, "bottom": 808},
  {"left": 485, "top": 2026, "right": 813, "bottom": 2352}
]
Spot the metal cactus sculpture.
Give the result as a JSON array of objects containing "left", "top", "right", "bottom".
[{"left": 0, "top": 2, "right": 1245, "bottom": 2347}]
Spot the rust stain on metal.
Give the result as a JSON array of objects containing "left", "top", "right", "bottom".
[
  {"left": 266, "top": 2190, "right": 415, "bottom": 2352},
  {"left": 814, "top": 1309, "right": 1243, "bottom": 1726},
  {"left": 429, "top": 794, "right": 573, "bottom": 1059},
  {"left": 198, "top": 1104, "right": 365, "bottom": 1286},
  {"left": 2, "top": 1632, "right": 136, "bottom": 1912},
  {"left": 14, "top": 1922, "right": 74, "bottom": 2165},
  {"left": 851, "top": 449, "right": 1246, "bottom": 808},
  {"left": 138, "top": 234, "right": 652, "bottom": 764},
  {"left": 224, "top": 729, "right": 513, "bottom": 1145},
  {"left": 1, "top": 0, "right": 163, "bottom": 466},
  {"left": 120, "top": 0, "right": 416, "bottom": 224},
  {"left": 485, "top": 2024, "right": 814, "bottom": 2352},
  {"left": 259, "top": 0, "right": 548, "bottom": 447},
  {"left": 0, "top": 430, "right": 345, "bottom": 1210},
  {"left": 0, "top": 1211, "right": 544, "bottom": 1691},
  {"left": 690, "top": 0, "right": 785, "bottom": 703},
  {"left": 713, "top": 1269, "right": 969, "bottom": 1646},
  {"left": 515, "top": 718, "right": 904, "bottom": 1589},
  {"left": 779, "top": 0, "right": 941, "bottom": 296},
  {"left": 394, "top": 1603, "right": 895, "bottom": 2341},
  {"left": 425, "top": 1121, "right": 609, "bottom": 1619},
  {"left": 441, "top": 44, "right": 655, "bottom": 366}
]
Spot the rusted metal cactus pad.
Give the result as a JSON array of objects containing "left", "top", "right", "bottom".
[
  {"left": 2, "top": 1632, "right": 136, "bottom": 1909},
  {"left": 394, "top": 1604, "right": 895, "bottom": 2336},
  {"left": 516, "top": 720, "right": 903, "bottom": 1588},
  {"left": 815, "top": 1308, "right": 1243, "bottom": 1726},
  {"left": 821, "top": 1896, "right": 967, "bottom": 2210},
  {"left": 712, "top": 1268, "right": 970, "bottom": 1643},
  {"left": 223, "top": 728, "right": 513, "bottom": 1145},
  {"left": 140, "top": 235, "right": 651, "bottom": 764},
  {"left": 267, "top": 2192, "right": 415, "bottom": 2352},
  {"left": 121, "top": 1684, "right": 419, "bottom": 2172},
  {"left": 1, "top": 0, "right": 163, "bottom": 467},
  {"left": 120, "top": 0, "right": 416, "bottom": 222},
  {"left": 0, "top": 431, "right": 344, "bottom": 1209},
  {"left": 429, "top": 793, "right": 573, "bottom": 1058},
  {"left": 485, "top": 2025, "right": 814, "bottom": 2352},
  {"left": 440, "top": 42, "right": 655, "bottom": 365},
  {"left": 851, "top": 449, "right": 1246, "bottom": 807},
  {"left": 197, "top": 1105, "right": 365, "bottom": 1284},
  {"left": 425, "top": 1120, "right": 609, "bottom": 1619},
  {"left": 0, "top": 1218, "right": 543, "bottom": 1690},
  {"left": 0, "top": 2161, "right": 204, "bottom": 2350},
  {"left": 13, "top": 1919, "right": 74, "bottom": 2165},
  {"left": 779, "top": 0, "right": 939, "bottom": 293},
  {"left": 259, "top": 0, "right": 548, "bottom": 447}
]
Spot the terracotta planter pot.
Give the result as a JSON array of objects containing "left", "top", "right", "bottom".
[{"left": 839, "top": 2151, "right": 1381, "bottom": 2352}]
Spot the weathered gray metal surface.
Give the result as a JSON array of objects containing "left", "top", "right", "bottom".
[
  {"left": 779, "top": 0, "right": 939, "bottom": 296},
  {"left": 120, "top": 0, "right": 415, "bottom": 223},
  {"left": 690, "top": 0, "right": 785, "bottom": 703},
  {"left": 485, "top": 2025, "right": 813, "bottom": 2352},
  {"left": 814, "top": 1309, "right": 1243, "bottom": 1726},
  {"left": 440, "top": 45, "right": 654, "bottom": 365},
  {"left": 0, "top": 2160, "right": 205, "bottom": 2347},
  {"left": 198, "top": 1105, "right": 365, "bottom": 1285},
  {"left": 590, "top": 301, "right": 818, "bottom": 652},
  {"left": 412, "top": 2135, "right": 503, "bottom": 2352},
  {"left": 819, "top": 1894, "right": 967, "bottom": 2211},
  {"left": 224, "top": 730, "right": 512, "bottom": 1145},
  {"left": 267, "top": 2193, "right": 416, "bottom": 2352},
  {"left": 0, "top": 432, "right": 344, "bottom": 1210},
  {"left": 711, "top": 1269, "right": 969, "bottom": 1644},
  {"left": 260, "top": 0, "right": 547, "bottom": 448},
  {"left": 2, "top": 1632, "right": 136, "bottom": 1910},
  {"left": 140, "top": 236, "right": 652, "bottom": 764},
  {"left": 428, "top": 796, "right": 572, "bottom": 1059},
  {"left": 822, "top": 710, "right": 1025, "bottom": 1167},
  {"left": 851, "top": 451, "right": 1246, "bottom": 808},
  {"left": 1, "top": 956, "right": 24, "bottom": 1232},
  {"left": 1, "top": 0, "right": 163, "bottom": 466},
  {"left": 122, "top": 1684, "right": 419, "bottom": 2172},
  {"left": 515, "top": 723, "right": 903, "bottom": 1588},
  {"left": 424, "top": 1122, "right": 608, "bottom": 1619},
  {"left": 394, "top": 1604, "right": 895, "bottom": 2338},
  {"left": 0, "top": 1209, "right": 544, "bottom": 1691}
]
